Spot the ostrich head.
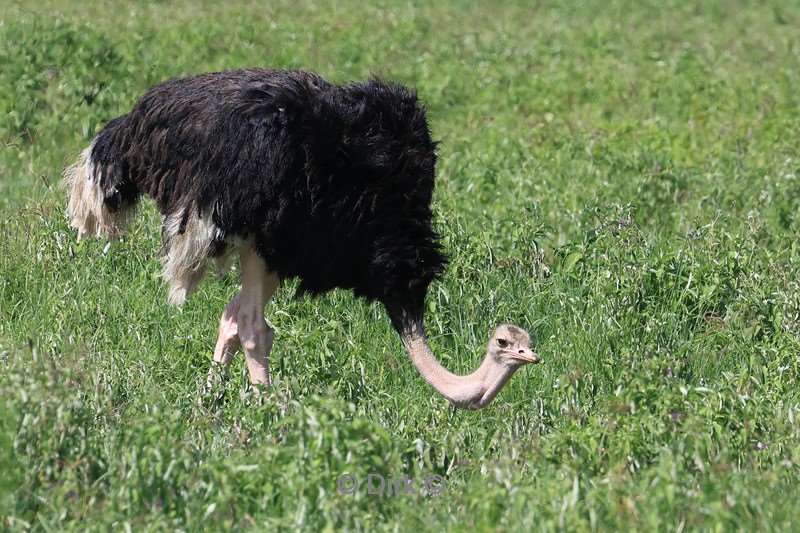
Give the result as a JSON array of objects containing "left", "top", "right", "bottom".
[{"left": 487, "top": 324, "right": 540, "bottom": 368}]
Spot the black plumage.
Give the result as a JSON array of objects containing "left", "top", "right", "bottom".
[{"left": 81, "top": 69, "right": 446, "bottom": 324}]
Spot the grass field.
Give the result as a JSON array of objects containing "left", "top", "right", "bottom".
[{"left": 2, "top": 0, "right": 800, "bottom": 529}]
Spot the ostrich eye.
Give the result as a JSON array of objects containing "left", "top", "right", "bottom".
[{"left": 497, "top": 339, "right": 509, "bottom": 348}]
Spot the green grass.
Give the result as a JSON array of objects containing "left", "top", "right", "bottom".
[{"left": 2, "top": 0, "right": 800, "bottom": 529}]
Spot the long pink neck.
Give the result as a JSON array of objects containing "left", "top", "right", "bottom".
[{"left": 398, "top": 321, "right": 518, "bottom": 409}]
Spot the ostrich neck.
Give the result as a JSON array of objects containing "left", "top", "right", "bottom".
[{"left": 399, "top": 320, "right": 518, "bottom": 409}]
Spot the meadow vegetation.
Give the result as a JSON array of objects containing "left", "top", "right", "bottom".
[{"left": 2, "top": 0, "right": 800, "bottom": 529}]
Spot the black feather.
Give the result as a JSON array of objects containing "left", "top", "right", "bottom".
[{"left": 90, "top": 69, "right": 446, "bottom": 321}]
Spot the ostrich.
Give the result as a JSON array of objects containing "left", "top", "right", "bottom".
[{"left": 64, "top": 69, "right": 540, "bottom": 409}]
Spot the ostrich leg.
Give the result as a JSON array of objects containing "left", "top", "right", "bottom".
[
  {"left": 211, "top": 292, "right": 242, "bottom": 368},
  {"left": 205, "top": 293, "right": 243, "bottom": 394},
  {"left": 237, "top": 247, "right": 280, "bottom": 385}
]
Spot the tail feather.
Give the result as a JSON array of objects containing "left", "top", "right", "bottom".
[{"left": 64, "top": 141, "right": 136, "bottom": 240}]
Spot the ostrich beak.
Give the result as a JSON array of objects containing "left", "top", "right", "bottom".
[{"left": 508, "top": 348, "right": 541, "bottom": 364}]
